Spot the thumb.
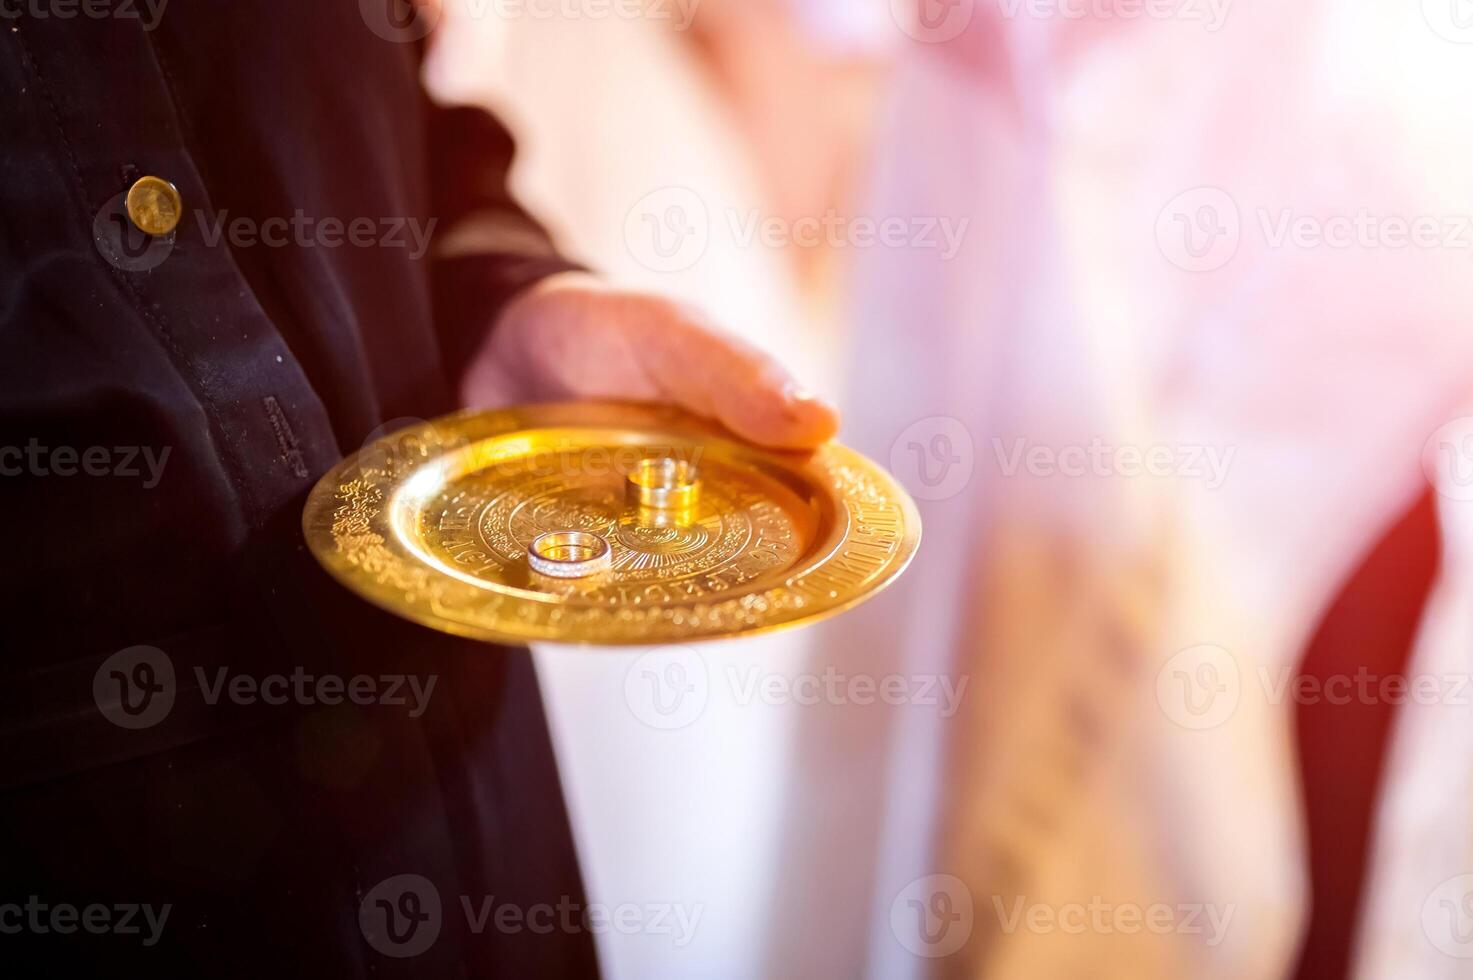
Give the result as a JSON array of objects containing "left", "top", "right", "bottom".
[{"left": 628, "top": 311, "right": 841, "bottom": 451}]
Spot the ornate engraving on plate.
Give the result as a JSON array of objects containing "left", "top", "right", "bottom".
[
  {"left": 420, "top": 453, "right": 804, "bottom": 605},
  {"left": 304, "top": 403, "right": 921, "bottom": 645}
]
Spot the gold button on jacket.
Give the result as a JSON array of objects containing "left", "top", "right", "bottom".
[{"left": 124, "top": 175, "right": 182, "bottom": 236}]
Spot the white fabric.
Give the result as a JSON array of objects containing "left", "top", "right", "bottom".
[{"left": 848, "top": 1, "right": 1473, "bottom": 976}]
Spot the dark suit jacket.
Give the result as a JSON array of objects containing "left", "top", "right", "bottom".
[{"left": 0, "top": 3, "right": 597, "bottom": 975}]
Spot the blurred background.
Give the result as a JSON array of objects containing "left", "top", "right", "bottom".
[{"left": 425, "top": 1, "right": 1473, "bottom": 977}]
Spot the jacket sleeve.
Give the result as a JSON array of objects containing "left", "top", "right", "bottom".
[{"left": 426, "top": 102, "right": 587, "bottom": 369}]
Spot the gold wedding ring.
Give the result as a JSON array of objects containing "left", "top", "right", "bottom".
[
  {"left": 626, "top": 457, "right": 700, "bottom": 511},
  {"left": 527, "top": 531, "right": 612, "bottom": 579},
  {"left": 302, "top": 402, "right": 922, "bottom": 646}
]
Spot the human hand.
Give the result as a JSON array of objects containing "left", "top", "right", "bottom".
[{"left": 461, "top": 272, "right": 840, "bottom": 450}]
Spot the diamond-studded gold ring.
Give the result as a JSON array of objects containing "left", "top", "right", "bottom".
[{"left": 527, "top": 530, "right": 612, "bottom": 579}]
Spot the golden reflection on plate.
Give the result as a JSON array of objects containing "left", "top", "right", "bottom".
[{"left": 302, "top": 402, "right": 921, "bottom": 646}]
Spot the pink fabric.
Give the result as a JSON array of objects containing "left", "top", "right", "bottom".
[{"left": 842, "top": 2, "right": 1473, "bottom": 977}]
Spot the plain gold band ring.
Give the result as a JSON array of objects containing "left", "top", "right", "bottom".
[{"left": 626, "top": 457, "right": 700, "bottom": 510}]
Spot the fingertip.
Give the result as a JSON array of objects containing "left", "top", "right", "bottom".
[
  {"left": 781, "top": 390, "right": 841, "bottom": 448},
  {"left": 657, "top": 316, "right": 840, "bottom": 449},
  {"left": 722, "top": 388, "right": 840, "bottom": 451}
]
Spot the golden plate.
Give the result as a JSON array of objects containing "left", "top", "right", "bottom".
[{"left": 302, "top": 402, "right": 921, "bottom": 646}]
